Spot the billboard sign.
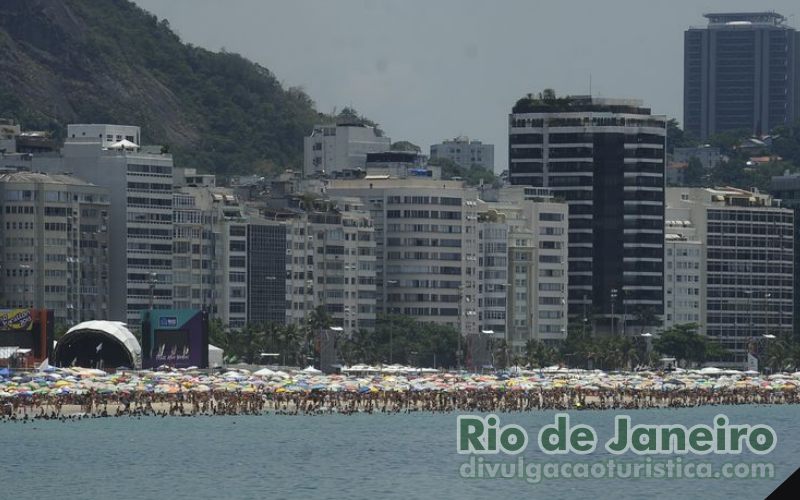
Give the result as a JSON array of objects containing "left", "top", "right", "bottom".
[
  {"left": 0, "top": 309, "right": 33, "bottom": 331},
  {"left": 141, "top": 309, "right": 208, "bottom": 368},
  {"left": 159, "top": 316, "right": 178, "bottom": 328}
]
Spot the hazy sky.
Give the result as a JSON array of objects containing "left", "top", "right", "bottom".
[{"left": 134, "top": 0, "right": 799, "bottom": 171}]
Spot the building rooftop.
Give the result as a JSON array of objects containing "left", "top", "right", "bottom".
[
  {"left": 512, "top": 95, "right": 650, "bottom": 115},
  {"left": 0, "top": 171, "right": 96, "bottom": 187},
  {"left": 704, "top": 12, "right": 787, "bottom": 26}
]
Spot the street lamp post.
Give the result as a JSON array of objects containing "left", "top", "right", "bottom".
[
  {"left": 765, "top": 292, "right": 772, "bottom": 336},
  {"left": 622, "top": 288, "right": 628, "bottom": 336},
  {"left": 19, "top": 264, "right": 32, "bottom": 308},
  {"left": 148, "top": 272, "right": 158, "bottom": 311},
  {"left": 386, "top": 280, "right": 399, "bottom": 363},
  {"left": 457, "top": 285, "right": 463, "bottom": 372},
  {"left": 610, "top": 288, "right": 618, "bottom": 336},
  {"left": 745, "top": 290, "right": 753, "bottom": 340},
  {"left": 582, "top": 294, "right": 588, "bottom": 337}
]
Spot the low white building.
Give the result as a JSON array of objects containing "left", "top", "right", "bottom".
[
  {"left": 303, "top": 123, "right": 391, "bottom": 177},
  {"left": 430, "top": 136, "right": 494, "bottom": 172}
]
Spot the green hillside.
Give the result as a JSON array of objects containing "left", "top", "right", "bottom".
[{"left": 0, "top": 0, "right": 326, "bottom": 175}]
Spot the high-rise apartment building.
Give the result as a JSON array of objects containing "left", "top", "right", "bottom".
[
  {"left": 246, "top": 217, "right": 288, "bottom": 326},
  {"left": 430, "top": 137, "right": 495, "bottom": 172},
  {"left": 0, "top": 171, "right": 110, "bottom": 325},
  {"left": 283, "top": 196, "right": 377, "bottom": 335},
  {"left": 684, "top": 12, "right": 800, "bottom": 139},
  {"left": 328, "top": 178, "right": 481, "bottom": 336},
  {"left": 769, "top": 173, "right": 800, "bottom": 334},
  {"left": 666, "top": 187, "right": 794, "bottom": 366},
  {"left": 477, "top": 187, "right": 569, "bottom": 350},
  {"left": 36, "top": 124, "right": 174, "bottom": 327},
  {"left": 172, "top": 177, "right": 249, "bottom": 329},
  {"left": 303, "top": 123, "right": 391, "bottom": 177},
  {"left": 509, "top": 95, "right": 666, "bottom": 334}
]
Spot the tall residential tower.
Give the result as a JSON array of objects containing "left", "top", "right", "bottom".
[
  {"left": 684, "top": 12, "right": 800, "bottom": 139},
  {"left": 509, "top": 95, "right": 666, "bottom": 334}
]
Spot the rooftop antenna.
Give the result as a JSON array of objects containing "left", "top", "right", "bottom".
[{"left": 589, "top": 73, "right": 592, "bottom": 97}]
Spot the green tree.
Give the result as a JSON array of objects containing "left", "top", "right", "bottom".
[
  {"left": 491, "top": 339, "right": 511, "bottom": 370},
  {"left": 653, "top": 323, "right": 727, "bottom": 366},
  {"left": 279, "top": 323, "right": 301, "bottom": 366},
  {"left": 429, "top": 157, "right": 498, "bottom": 187},
  {"left": 391, "top": 141, "right": 421, "bottom": 153},
  {"left": 524, "top": 339, "right": 557, "bottom": 368},
  {"left": 666, "top": 118, "right": 698, "bottom": 154},
  {"left": 764, "top": 334, "right": 796, "bottom": 372},
  {"left": 772, "top": 120, "right": 800, "bottom": 166},
  {"left": 684, "top": 157, "right": 705, "bottom": 186}
]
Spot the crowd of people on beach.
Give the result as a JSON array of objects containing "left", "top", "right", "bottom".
[{"left": 3, "top": 384, "right": 799, "bottom": 422}]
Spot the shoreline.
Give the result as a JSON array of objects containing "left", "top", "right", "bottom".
[
  {"left": 3, "top": 389, "right": 798, "bottom": 421},
  {"left": 4, "top": 366, "right": 799, "bottom": 421}
]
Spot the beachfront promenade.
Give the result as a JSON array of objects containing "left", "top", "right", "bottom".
[{"left": 3, "top": 366, "right": 800, "bottom": 420}]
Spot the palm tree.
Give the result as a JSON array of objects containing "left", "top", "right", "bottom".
[
  {"left": 279, "top": 324, "right": 300, "bottom": 366},
  {"left": 525, "top": 339, "right": 556, "bottom": 368},
  {"left": 766, "top": 340, "right": 792, "bottom": 372},
  {"left": 492, "top": 339, "right": 510, "bottom": 370}
]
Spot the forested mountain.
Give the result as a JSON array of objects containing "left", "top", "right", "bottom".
[{"left": 0, "top": 0, "right": 332, "bottom": 175}]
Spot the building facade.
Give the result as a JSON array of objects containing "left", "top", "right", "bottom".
[
  {"left": 666, "top": 187, "right": 794, "bottom": 366},
  {"left": 36, "top": 124, "right": 174, "bottom": 327},
  {"left": 430, "top": 137, "right": 495, "bottom": 171},
  {"left": 477, "top": 187, "right": 569, "bottom": 350},
  {"left": 246, "top": 218, "right": 288, "bottom": 327},
  {"left": 0, "top": 172, "right": 110, "bottom": 326},
  {"left": 769, "top": 173, "right": 800, "bottom": 335},
  {"left": 684, "top": 12, "right": 800, "bottom": 139},
  {"left": 171, "top": 179, "right": 249, "bottom": 329},
  {"left": 283, "top": 196, "right": 377, "bottom": 335},
  {"left": 303, "top": 123, "right": 391, "bottom": 177},
  {"left": 328, "top": 178, "right": 481, "bottom": 336},
  {"left": 663, "top": 229, "right": 705, "bottom": 334},
  {"left": 509, "top": 95, "right": 666, "bottom": 334}
]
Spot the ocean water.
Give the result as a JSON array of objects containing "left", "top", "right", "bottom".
[{"left": 1, "top": 406, "right": 797, "bottom": 500}]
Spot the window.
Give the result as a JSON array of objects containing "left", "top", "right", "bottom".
[{"left": 539, "top": 212, "right": 563, "bottom": 221}]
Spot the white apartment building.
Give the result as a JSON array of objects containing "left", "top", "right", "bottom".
[
  {"left": 327, "top": 178, "right": 481, "bottom": 336},
  {"left": 663, "top": 230, "right": 704, "bottom": 333},
  {"left": 172, "top": 178, "right": 249, "bottom": 329},
  {"left": 430, "top": 136, "right": 495, "bottom": 171},
  {"left": 303, "top": 123, "right": 391, "bottom": 177},
  {"left": 478, "top": 188, "right": 569, "bottom": 351},
  {"left": 666, "top": 187, "right": 794, "bottom": 366},
  {"left": 0, "top": 171, "right": 110, "bottom": 325},
  {"left": 0, "top": 119, "right": 20, "bottom": 154},
  {"left": 284, "top": 197, "right": 377, "bottom": 335},
  {"left": 36, "top": 124, "right": 174, "bottom": 327}
]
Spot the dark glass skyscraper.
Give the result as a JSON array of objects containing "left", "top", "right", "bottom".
[
  {"left": 508, "top": 95, "right": 666, "bottom": 334},
  {"left": 246, "top": 220, "right": 288, "bottom": 325},
  {"left": 684, "top": 12, "right": 800, "bottom": 140}
]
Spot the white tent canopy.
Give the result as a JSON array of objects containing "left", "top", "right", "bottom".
[
  {"left": 58, "top": 321, "right": 142, "bottom": 369},
  {"left": 208, "top": 344, "right": 224, "bottom": 368},
  {"left": 107, "top": 139, "right": 139, "bottom": 150}
]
